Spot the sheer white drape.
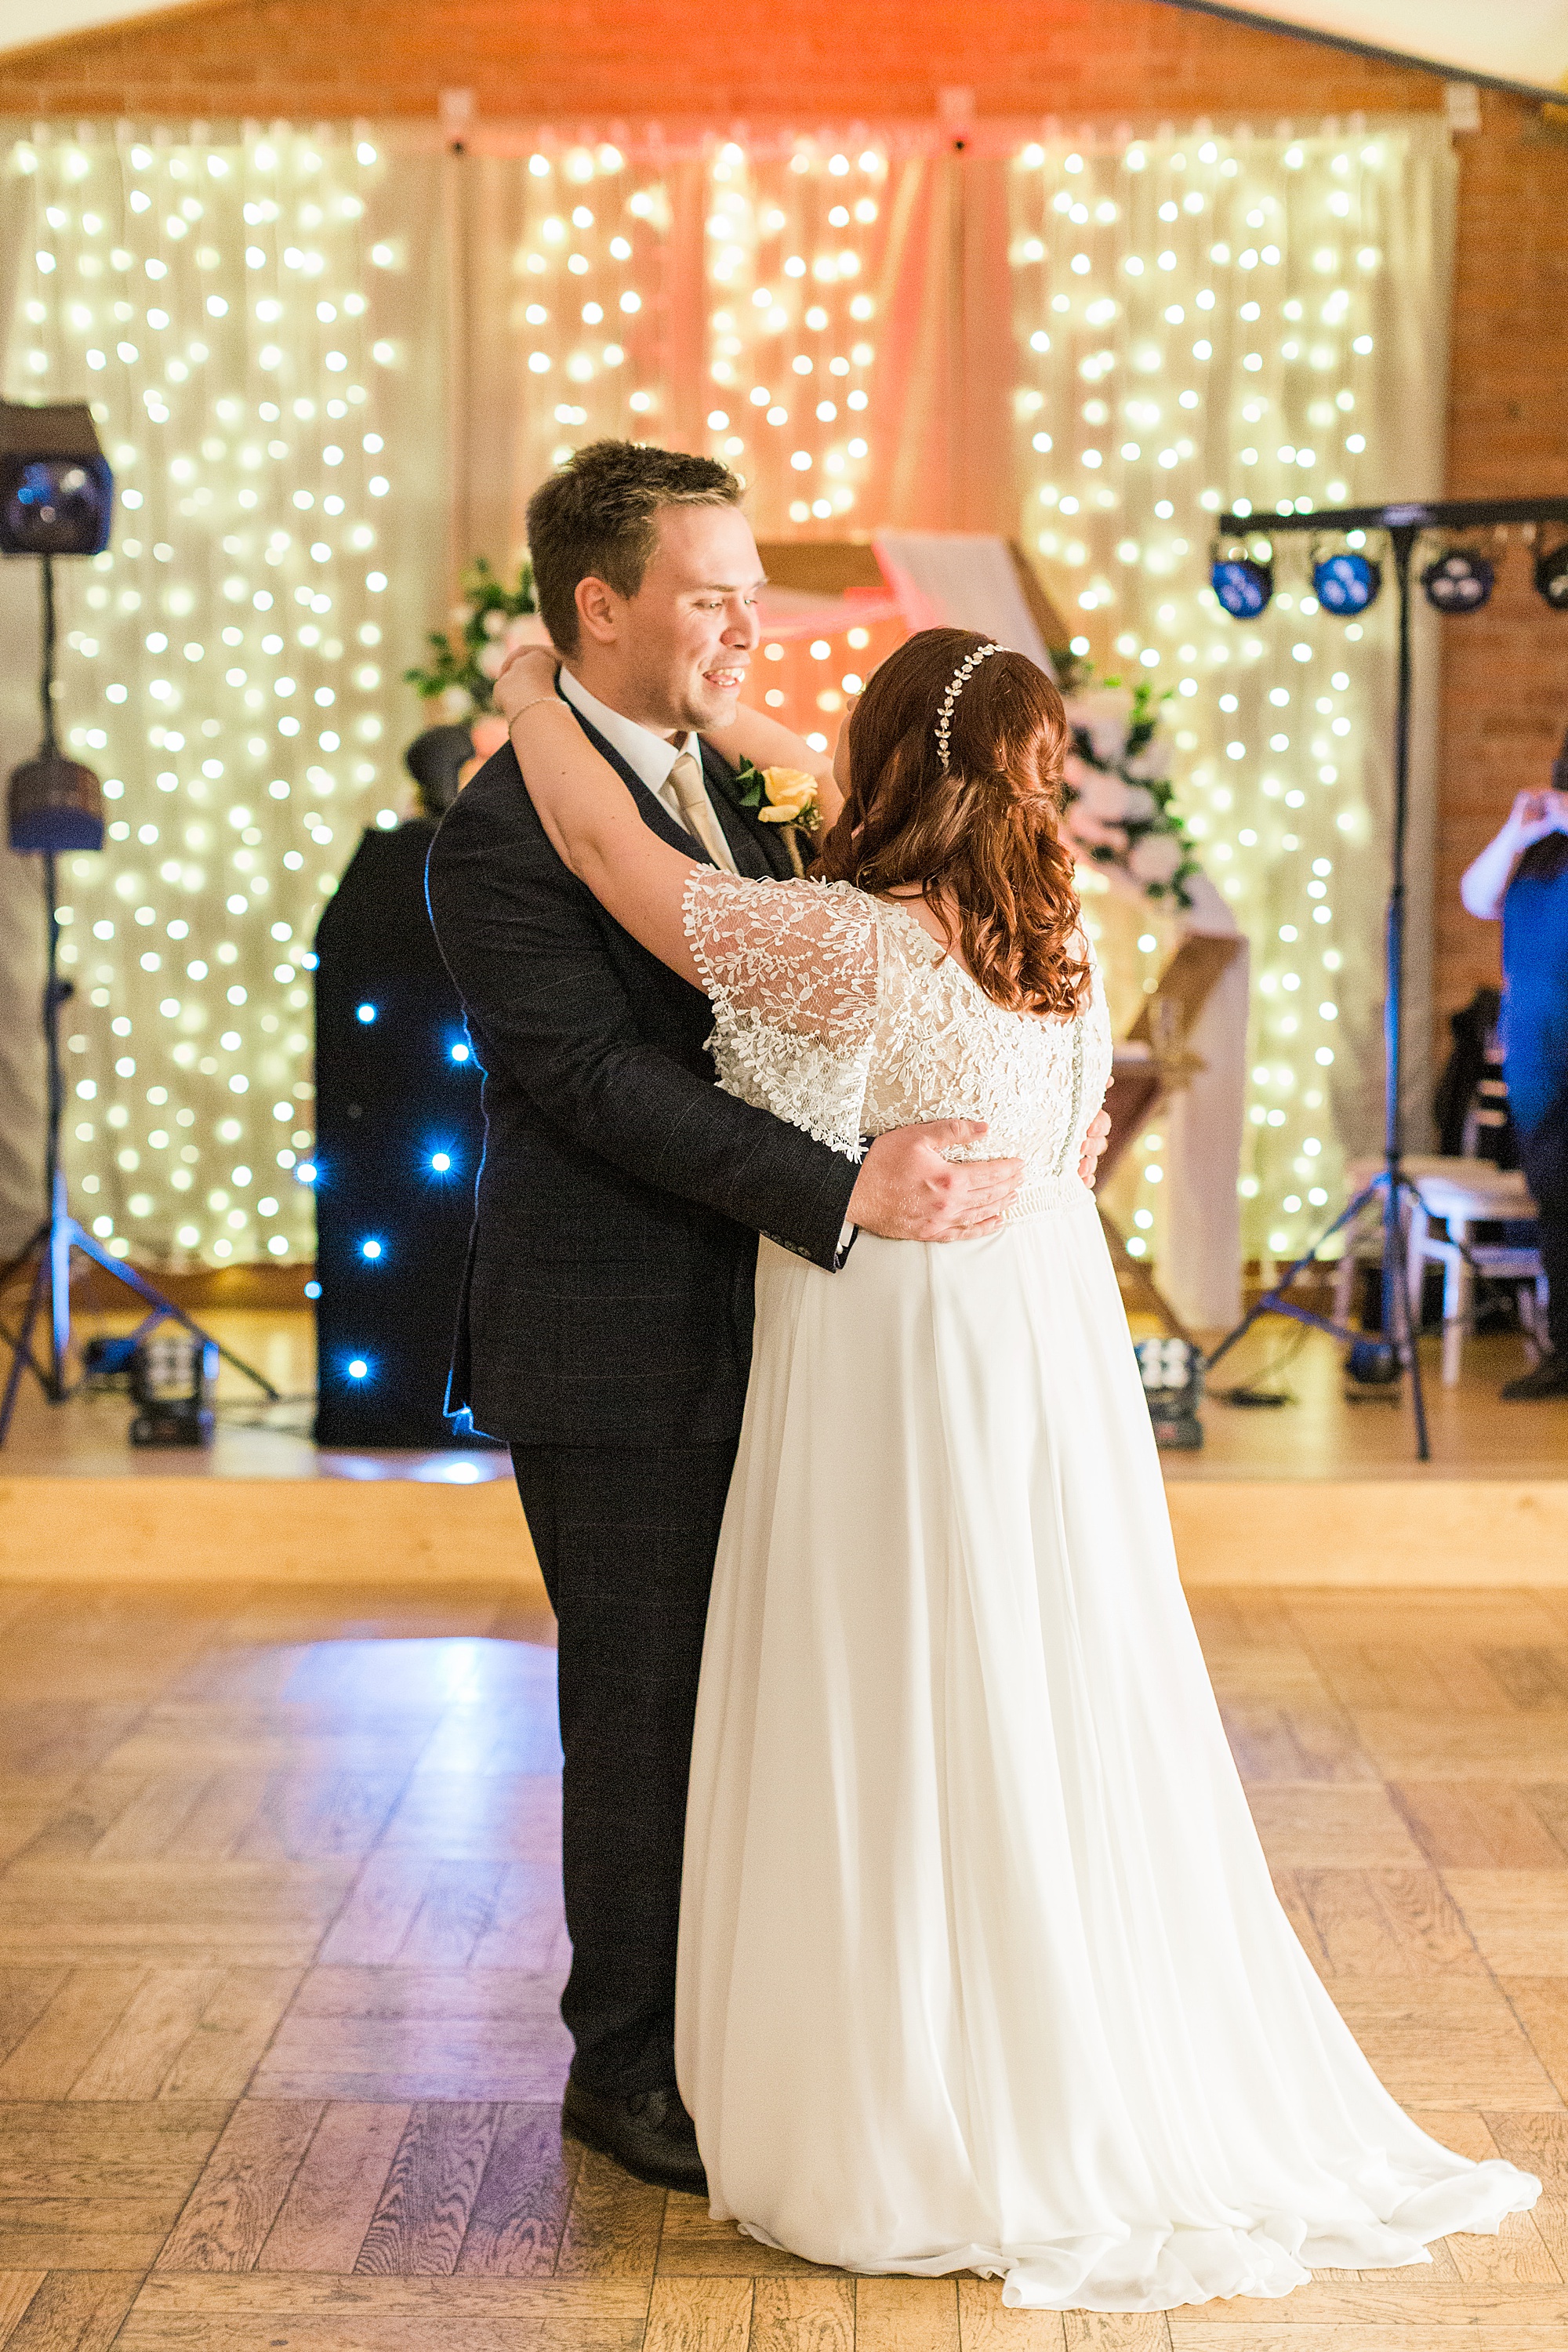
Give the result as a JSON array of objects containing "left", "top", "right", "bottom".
[
  {"left": 456, "top": 138, "right": 700, "bottom": 569},
  {"left": 456, "top": 135, "right": 953, "bottom": 557},
  {"left": 0, "top": 161, "right": 45, "bottom": 1258},
  {"left": 0, "top": 122, "right": 446, "bottom": 1268},
  {"left": 1009, "top": 120, "right": 1454, "bottom": 1274}
]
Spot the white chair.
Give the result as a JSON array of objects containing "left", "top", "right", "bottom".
[{"left": 1333, "top": 1156, "right": 1544, "bottom": 1385}]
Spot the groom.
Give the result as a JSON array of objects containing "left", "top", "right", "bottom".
[{"left": 427, "top": 440, "right": 1106, "bottom": 2194}]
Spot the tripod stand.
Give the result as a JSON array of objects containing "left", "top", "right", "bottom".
[
  {"left": 0, "top": 557, "right": 276, "bottom": 1445},
  {"left": 1205, "top": 495, "right": 1568, "bottom": 1463}
]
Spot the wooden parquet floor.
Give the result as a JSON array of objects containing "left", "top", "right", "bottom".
[{"left": 2, "top": 1578, "right": 1568, "bottom": 2350}]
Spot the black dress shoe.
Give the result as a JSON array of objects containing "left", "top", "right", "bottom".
[
  {"left": 561, "top": 2074, "right": 709, "bottom": 2196},
  {"left": 1501, "top": 1352, "right": 1568, "bottom": 1401}
]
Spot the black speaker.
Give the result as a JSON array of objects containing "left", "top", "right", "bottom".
[{"left": 311, "top": 818, "right": 494, "bottom": 1449}]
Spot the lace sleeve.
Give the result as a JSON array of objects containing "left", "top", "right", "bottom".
[{"left": 681, "top": 870, "right": 880, "bottom": 1158}]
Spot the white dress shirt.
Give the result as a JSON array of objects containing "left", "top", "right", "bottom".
[{"left": 557, "top": 666, "right": 739, "bottom": 874}]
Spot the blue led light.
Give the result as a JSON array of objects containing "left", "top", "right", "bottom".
[
  {"left": 347, "top": 1358, "right": 369, "bottom": 1380},
  {"left": 1313, "top": 550, "right": 1381, "bottom": 614},
  {"left": 1211, "top": 554, "right": 1273, "bottom": 618},
  {"left": 449, "top": 1040, "right": 470, "bottom": 1063},
  {"left": 304, "top": 1279, "right": 321, "bottom": 1300},
  {"left": 295, "top": 1161, "right": 318, "bottom": 1185},
  {"left": 430, "top": 1151, "right": 452, "bottom": 1173},
  {"left": 356, "top": 1002, "right": 377, "bottom": 1024},
  {"left": 361, "top": 1238, "right": 383, "bottom": 1261}
]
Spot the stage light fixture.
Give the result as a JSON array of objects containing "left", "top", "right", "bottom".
[
  {"left": 1210, "top": 546, "right": 1273, "bottom": 619},
  {"left": 1533, "top": 538, "right": 1568, "bottom": 611},
  {"left": 3, "top": 405, "right": 113, "bottom": 863},
  {"left": 1312, "top": 548, "right": 1381, "bottom": 615},
  {"left": 0, "top": 401, "right": 275, "bottom": 1446},
  {"left": 0, "top": 401, "right": 114, "bottom": 560},
  {"left": 1421, "top": 548, "right": 1494, "bottom": 613}
]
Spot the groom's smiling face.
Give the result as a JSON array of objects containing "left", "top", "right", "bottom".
[{"left": 576, "top": 503, "right": 764, "bottom": 739}]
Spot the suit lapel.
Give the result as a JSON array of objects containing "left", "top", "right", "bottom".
[
  {"left": 544, "top": 692, "right": 793, "bottom": 883},
  {"left": 700, "top": 739, "right": 795, "bottom": 880},
  {"left": 561, "top": 699, "right": 718, "bottom": 866}
]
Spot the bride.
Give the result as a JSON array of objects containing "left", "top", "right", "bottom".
[{"left": 496, "top": 627, "right": 1537, "bottom": 2312}]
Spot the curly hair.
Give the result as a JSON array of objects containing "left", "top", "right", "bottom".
[
  {"left": 814, "top": 627, "right": 1091, "bottom": 1019},
  {"left": 525, "top": 440, "right": 742, "bottom": 655}
]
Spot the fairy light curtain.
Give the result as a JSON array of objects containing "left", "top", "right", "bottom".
[
  {"left": 1010, "top": 119, "right": 1453, "bottom": 1273},
  {"left": 454, "top": 138, "right": 699, "bottom": 579},
  {"left": 2, "top": 122, "right": 447, "bottom": 1269},
  {"left": 0, "top": 163, "right": 44, "bottom": 1256},
  {"left": 697, "top": 138, "right": 934, "bottom": 539},
  {"left": 459, "top": 134, "right": 956, "bottom": 563},
  {"left": 0, "top": 117, "right": 1451, "bottom": 1280}
]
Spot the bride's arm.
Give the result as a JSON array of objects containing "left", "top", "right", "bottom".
[
  {"left": 706, "top": 702, "right": 845, "bottom": 832},
  {"left": 495, "top": 648, "right": 704, "bottom": 983}
]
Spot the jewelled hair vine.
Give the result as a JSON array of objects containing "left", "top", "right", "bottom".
[{"left": 934, "top": 643, "right": 1002, "bottom": 773}]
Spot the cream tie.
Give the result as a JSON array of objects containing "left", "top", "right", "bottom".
[{"left": 667, "top": 750, "right": 732, "bottom": 869}]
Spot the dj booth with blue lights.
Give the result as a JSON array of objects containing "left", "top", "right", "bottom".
[{"left": 310, "top": 811, "right": 492, "bottom": 1447}]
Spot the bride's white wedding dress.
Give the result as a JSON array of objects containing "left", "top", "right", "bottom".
[{"left": 672, "top": 869, "right": 1538, "bottom": 2313}]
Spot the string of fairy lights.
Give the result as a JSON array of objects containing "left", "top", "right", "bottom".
[
  {"left": 699, "top": 139, "right": 885, "bottom": 537},
  {"left": 691, "top": 136, "right": 905, "bottom": 757},
  {"left": 5, "top": 125, "right": 445, "bottom": 1269},
  {"left": 2, "top": 118, "right": 1440, "bottom": 1274},
  {"left": 1010, "top": 124, "right": 1432, "bottom": 1271},
  {"left": 482, "top": 137, "right": 676, "bottom": 487}
]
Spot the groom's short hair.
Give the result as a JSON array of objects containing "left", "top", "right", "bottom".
[{"left": 527, "top": 440, "right": 742, "bottom": 655}]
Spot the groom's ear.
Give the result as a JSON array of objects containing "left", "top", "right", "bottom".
[{"left": 575, "top": 573, "right": 620, "bottom": 648}]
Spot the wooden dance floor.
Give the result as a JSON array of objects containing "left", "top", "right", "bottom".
[{"left": 1, "top": 1575, "right": 1566, "bottom": 2350}]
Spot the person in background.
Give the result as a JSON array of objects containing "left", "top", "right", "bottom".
[
  {"left": 1460, "top": 759, "right": 1568, "bottom": 1400},
  {"left": 459, "top": 713, "right": 510, "bottom": 791},
  {"left": 403, "top": 714, "right": 510, "bottom": 815}
]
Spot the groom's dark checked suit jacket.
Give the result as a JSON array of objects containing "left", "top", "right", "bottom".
[
  {"left": 425, "top": 695, "right": 860, "bottom": 1448},
  {"left": 425, "top": 691, "right": 861, "bottom": 2098}
]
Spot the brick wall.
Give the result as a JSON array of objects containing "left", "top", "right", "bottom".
[{"left": 5, "top": 0, "right": 1567, "bottom": 1048}]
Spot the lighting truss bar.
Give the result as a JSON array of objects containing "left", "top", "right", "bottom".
[
  {"left": 1203, "top": 486, "right": 1568, "bottom": 1458},
  {"left": 1223, "top": 496, "right": 1568, "bottom": 535}
]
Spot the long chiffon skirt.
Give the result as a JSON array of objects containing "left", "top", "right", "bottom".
[{"left": 674, "top": 1189, "right": 1539, "bottom": 2311}]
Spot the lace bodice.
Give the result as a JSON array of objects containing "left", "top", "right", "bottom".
[{"left": 683, "top": 871, "right": 1112, "bottom": 1215}]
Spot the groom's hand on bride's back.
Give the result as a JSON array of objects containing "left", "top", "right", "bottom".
[
  {"left": 848, "top": 1123, "right": 1022, "bottom": 1243},
  {"left": 848, "top": 1106, "right": 1113, "bottom": 1243}
]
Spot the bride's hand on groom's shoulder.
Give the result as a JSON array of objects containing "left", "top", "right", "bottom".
[{"left": 495, "top": 644, "right": 560, "bottom": 721}]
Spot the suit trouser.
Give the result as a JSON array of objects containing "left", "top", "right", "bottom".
[
  {"left": 512, "top": 1439, "right": 738, "bottom": 2096},
  {"left": 1517, "top": 1087, "right": 1568, "bottom": 1358}
]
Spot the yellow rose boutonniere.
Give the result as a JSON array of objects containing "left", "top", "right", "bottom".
[
  {"left": 755, "top": 765, "right": 820, "bottom": 828},
  {"left": 735, "top": 758, "right": 822, "bottom": 875}
]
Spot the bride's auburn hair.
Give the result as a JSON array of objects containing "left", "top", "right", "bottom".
[{"left": 813, "top": 627, "right": 1091, "bottom": 1019}]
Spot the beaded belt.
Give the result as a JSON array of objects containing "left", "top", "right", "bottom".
[{"left": 1005, "top": 1173, "right": 1091, "bottom": 1222}]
